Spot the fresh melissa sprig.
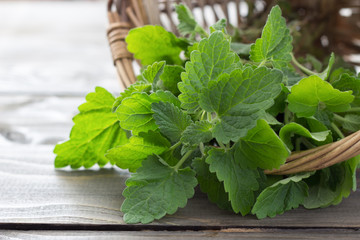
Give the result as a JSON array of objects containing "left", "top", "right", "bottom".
[{"left": 54, "top": 4, "right": 360, "bottom": 223}]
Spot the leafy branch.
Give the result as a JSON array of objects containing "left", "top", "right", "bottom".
[{"left": 54, "top": 4, "right": 360, "bottom": 224}]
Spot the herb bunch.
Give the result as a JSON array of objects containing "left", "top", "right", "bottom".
[{"left": 54, "top": 5, "right": 360, "bottom": 223}]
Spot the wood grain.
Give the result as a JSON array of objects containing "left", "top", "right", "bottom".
[
  {"left": 0, "top": 144, "right": 127, "bottom": 224},
  {"left": 0, "top": 96, "right": 81, "bottom": 145},
  {"left": 1, "top": 229, "right": 359, "bottom": 240},
  {"left": 0, "top": 1, "right": 122, "bottom": 96},
  {"left": 0, "top": 1, "right": 360, "bottom": 237},
  {"left": 0, "top": 144, "right": 360, "bottom": 228},
  {"left": 0, "top": 95, "right": 89, "bottom": 145}
]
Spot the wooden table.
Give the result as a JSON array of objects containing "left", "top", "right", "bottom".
[{"left": 1, "top": 1, "right": 360, "bottom": 239}]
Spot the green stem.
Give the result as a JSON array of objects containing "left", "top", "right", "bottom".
[
  {"left": 333, "top": 113, "right": 346, "bottom": 122},
  {"left": 199, "top": 142, "right": 205, "bottom": 156},
  {"left": 258, "top": 60, "right": 267, "bottom": 67},
  {"left": 174, "top": 149, "right": 195, "bottom": 171},
  {"left": 207, "top": 112, "right": 212, "bottom": 122},
  {"left": 301, "top": 138, "right": 316, "bottom": 149},
  {"left": 199, "top": 28, "right": 209, "bottom": 38},
  {"left": 218, "top": 141, "right": 226, "bottom": 149},
  {"left": 156, "top": 154, "right": 170, "bottom": 167},
  {"left": 200, "top": 110, "right": 206, "bottom": 121},
  {"left": 344, "top": 107, "right": 360, "bottom": 113},
  {"left": 291, "top": 53, "right": 317, "bottom": 76},
  {"left": 194, "top": 110, "right": 202, "bottom": 121},
  {"left": 169, "top": 141, "right": 182, "bottom": 152},
  {"left": 195, "top": 25, "right": 209, "bottom": 38},
  {"left": 331, "top": 122, "right": 345, "bottom": 139}
]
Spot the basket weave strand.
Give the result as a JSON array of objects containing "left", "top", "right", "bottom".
[
  {"left": 265, "top": 131, "right": 360, "bottom": 175},
  {"left": 107, "top": 1, "right": 137, "bottom": 88},
  {"left": 107, "top": 0, "right": 360, "bottom": 174}
]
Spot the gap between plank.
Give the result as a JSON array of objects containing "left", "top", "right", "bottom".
[{"left": 0, "top": 223, "right": 359, "bottom": 232}]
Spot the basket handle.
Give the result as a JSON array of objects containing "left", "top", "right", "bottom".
[
  {"left": 266, "top": 130, "right": 360, "bottom": 175},
  {"left": 107, "top": 0, "right": 146, "bottom": 88}
]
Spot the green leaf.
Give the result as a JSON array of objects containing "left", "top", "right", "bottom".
[
  {"left": 142, "top": 61, "right": 165, "bottom": 83},
  {"left": 152, "top": 101, "right": 193, "bottom": 143},
  {"left": 279, "top": 122, "right": 330, "bottom": 150},
  {"left": 331, "top": 157, "right": 359, "bottom": 204},
  {"left": 318, "top": 53, "right": 335, "bottom": 81},
  {"left": 178, "top": 31, "right": 240, "bottom": 112},
  {"left": 200, "top": 67, "right": 283, "bottom": 143},
  {"left": 158, "top": 65, "right": 184, "bottom": 96},
  {"left": 192, "top": 157, "right": 231, "bottom": 210},
  {"left": 252, "top": 172, "right": 311, "bottom": 219},
  {"left": 305, "top": 116, "right": 328, "bottom": 131},
  {"left": 291, "top": 117, "right": 333, "bottom": 146},
  {"left": 175, "top": 4, "right": 207, "bottom": 38},
  {"left": 267, "top": 86, "right": 288, "bottom": 116},
  {"left": 314, "top": 109, "right": 334, "bottom": 128},
  {"left": 348, "top": 156, "right": 359, "bottom": 192},
  {"left": 141, "top": 61, "right": 165, "bottom": 91},
  {"left": 304, "top": 117, "right": 333, "bottom": 145},
  {"left": 112, "top": 83, "right": 152, "bottom": 112},
  {"left": 304, "top": 157, "right": 359, "bottom": 209},
  {"left": 78, "top": 87, "right": 115, "bottom": 112},
  {"left": 117, "top": 91, "right": 180, "bottom": 134},
  {"left": 330, "top": 68, "right": 356, "bottom": 83},
  {"left": 288, "top": 75, "right": 354, "bottom": 117},
  {"left": 332, "top": 73, "right": 360, "bottom": 106},
  {"left": 339, "top": 114, "right": 360, "bottom": 132},
  {"left": 256, "top": 173, "right": 283, "bottom": 195},
  {"left": 282, "top": 67, "right": 302, "bottom": 86},
  {"left": 303, "top": 166, "right": 343, "bottom": 209},
  {"left": 180, "top": 143, "right": 198, "bottom": 156},
  {"left": 121, "top": 155, "right": 197, "bottom": 224},
  {"left": 206, "top": 148, "right": 259, "bottom": 215},
  {"left": 305, "top": 54, "right": 323, "bottom": 72},
  {"left": 185, "top": 42, "right": 198, "bottom": 58},
  {"left": 234, "top": 119, "right": 290, "bottom": 170},
  {"left": 210, "top": 19, "right": 227, "bottom": 33},
  {"left": 175, "top": 4, "right": 197, "bottom": 35},
  {"left": 231, "top": 42, "right": 251, "bottom": 56},
  {"left": 261, "top": 111, "right": 282, "bottom": 125},
  {"left": 150, "top": 90, "right": 181, "bottom": 107},
  {"left": 181, "top": 120, "right": 213, "bottom": 145},
  {"left": 54, "top": 87, "right": 128, "bottom": 168},
  {"left": 106, "top": 131, "right": 170, "bottom": 172},
  {"left": 117, "top": 93, "right": 157, "bottom": 134},
  {"left": 249, "top": 5, "right": 293, "bottom": 68},
  {"left": 159, "top": 150, "right": 180, "bottom": 167},
  {"left": 126, "top": 25, "right": 186, "bottom": 65}
]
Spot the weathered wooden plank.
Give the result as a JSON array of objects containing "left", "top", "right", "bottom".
[
  {"left": 0, "top": 1, "right": 122, "bottom": 96},
  {"left": 0, "top": 229, "right": 359, "bottom": 240},
  {"left": 0, "top": 145, "right": 126, "bottom": 224},
  {"left": 0, "top": 96, "right": 81, "bottom": 145},
  {"left": 0, "top": 144, "right": 360, "bottom": 228}
]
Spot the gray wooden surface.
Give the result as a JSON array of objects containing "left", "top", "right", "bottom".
[
  {"left": 1, "top": 1, "right": 360, "bottom": 239},
  {"left": 0, "top": 1, "right": 121, "bottom": 96},
  {"left": 1, "top": 229, "right": 360, "bottom": 240},
  {"left": 1, "top": 143, "right": 360, "bottom": 229}
]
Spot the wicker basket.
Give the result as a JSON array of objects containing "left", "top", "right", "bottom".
[{"left": 106, "top": 0, "right": 360, "bottom": 175}]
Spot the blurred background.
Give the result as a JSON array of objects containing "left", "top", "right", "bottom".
[
  {"left": 0, "top": 0, "right": 359, "bottom": 146},
  {"left": 0, "top": 0, "right": 120, "bottom": 146},
  {"left": 1, "top": 0, "right": 359, "bottom": 96},
  {"left": 0, "top": 0, "right": 120, "bottom": 96}
]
